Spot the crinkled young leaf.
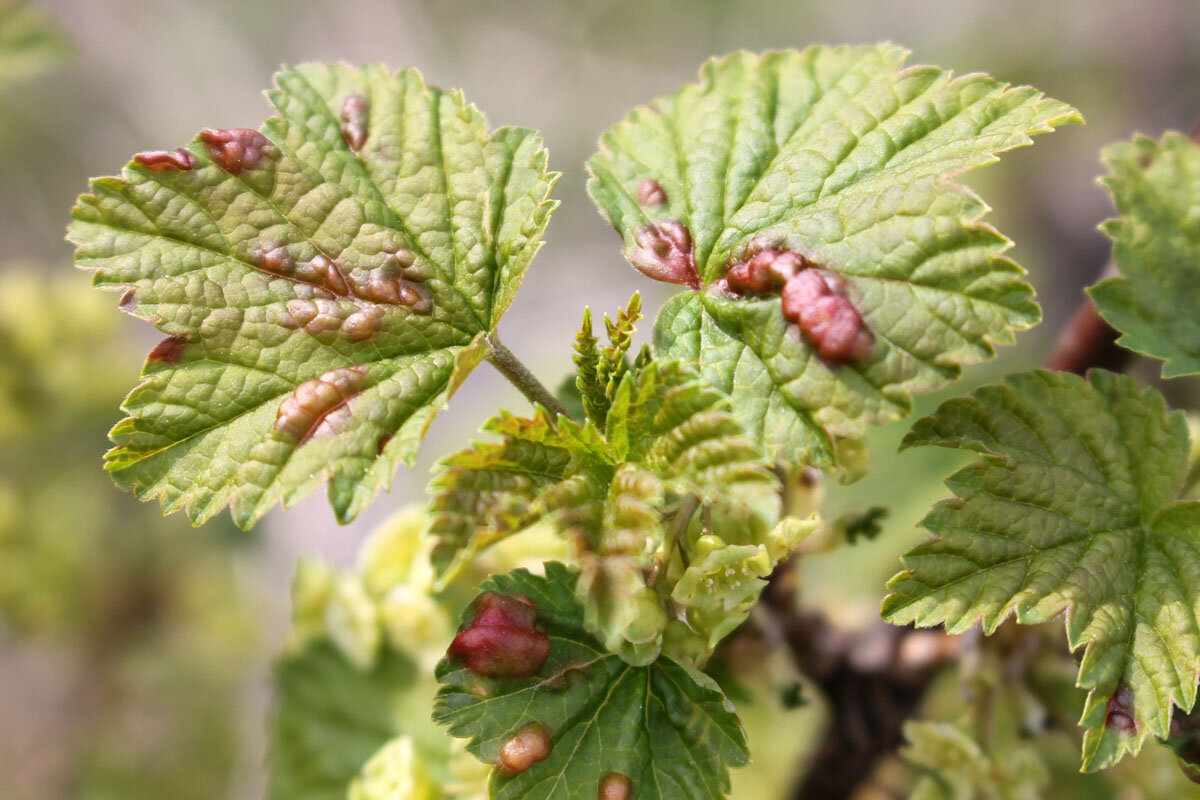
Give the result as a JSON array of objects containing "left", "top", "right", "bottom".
[
  {"left": 69, "top": 63, "right": 558, "bottom": 527},
  {"left": 1090, "top": 132, "right": 1200, "bottom": 378},
  {"left": 588, "top": 45, "right": 1080, "bottom": 467},
  {"left": 433, "top": 563, "right": 749, "bottom": 800},
  {"left": 883, "top": 370, "right": 1200, "bottom": 771},
  {"left": 901, "top": 721, "right": 1048, "bottom": 800},
  {"left": 428, "top": 350, "right": 782, "bottom": 663},
  {"left": 0, "top": 0, "right": 69, "bottom": 88}
]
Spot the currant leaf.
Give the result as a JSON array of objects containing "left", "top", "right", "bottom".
[
  {"left": 69, "top": 63, "right": 558, "bottom": 527},
  {"left": 433, "top": 563, "right": 749, "bottom": 800},
  {"left": 587, "top": 45, "right": 1080, "bottom": 467},
  {"left": 883, "top": 369, "right": 1200, "bottom": 771},
  {"left": 1090, "top": 132, "right": 1200, "bottom": 378},
  {"left": 428, "top": 342, "right": 791, "bottom": 663}
]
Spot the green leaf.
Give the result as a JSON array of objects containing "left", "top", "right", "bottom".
[
  {"left": 587, "top": 46, "right": 1080, "bottom": 467},
  {"left": 433, "top": 563, "right": 749, "bottom": 800},
  {"left": 0, "top": 0, "right": 69, "bottom": 89},
  {"left": 901, "top": 721, "right": 1048, "bottom": 800},
  {"left": 69, "top": 63, "right": 558, "bottom": 527},
  {"left": 428, "top": 346, "right": 789, "bottom": 663},
  {"left": 883, "top": 369, "right": 1200, "bottom": 771},
  {"left": 1090, "top": 132, "right": 1200, "bottom": 378}
]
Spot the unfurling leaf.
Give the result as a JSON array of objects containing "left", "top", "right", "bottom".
[
  {"left": 433, "top": 563, "right": 749, "bottom": 800},
  {"left": 428, "top": 328, "right": 793, "bottom": 664},
  {"left": 70, "top": 63, "right": 558, "bottom": 527},
  {"left": 588, "top": 45, "right": 1080, "bottom": 468},
  {"left": 1091, "top": 132, "right": 1200, "bottom": 378},
  {"left": 884, "top": 370, "right": 1200, "bottom": 770}
]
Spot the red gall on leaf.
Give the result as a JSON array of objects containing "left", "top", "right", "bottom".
[
  {"left": 780, "top": 269, "right": 874, "bottom": 365},
  {"left": 447, "top": 592, "right": 550, "bottom": 679},
  {"left": 146, "top": 335, "right": 187, "bottom": 364},
  {"left": 628, "top": 220, "right": 700, "bottom": 289},
  {"left": 636, "top": 178, "right": 667, "bottom": 206},
  {"left": 1106, "top": 683, "right": 1137, "bottom": 735},
  {"left": 199, "top": 128, "right": 276, "bottom": 174},
  {"left": 598, "top": 771, "right": 633, "bottom": 800},
  {"left": 498, "top": 722, "right": 553, "bottom": 774},
  {"left": 340, "top": 93, "right": 369, "bottom": 153},
  {"left": 132, "top": 148, "right": 197, "bottom": 171}
]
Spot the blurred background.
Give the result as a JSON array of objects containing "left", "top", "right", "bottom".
[{"left": 4, "top": 0, "right": 1200, "bottom": 798}]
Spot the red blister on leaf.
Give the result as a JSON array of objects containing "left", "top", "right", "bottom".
[{"left": 448, "top": 592, "right": 550, "bottom": 679}]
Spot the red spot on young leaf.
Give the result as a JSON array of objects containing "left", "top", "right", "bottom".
[
  {"left": 147, "top": 335, "right": 187, "bottom": 364},
  {"left": 340, "top": 94, "right": 369, "bottom": 153},
  {"left": 636, "top": 179, "right": 667, "bottom": 207},
  {"left": 133, "top": 148, "right": 198, "bottom": 172},
  {"left": 273, "top": 366, "right": 370, "bottom": 445},
  {"left": 1106, "top": 683, "right": 1138, "bottom": 735},
  {"left": 447, "top": 592, "right": 550, "bottom": 679},
  {"left": 781, "top": 269, "right": 874, "bottom": 365},
  {"left": 199, "top": 128, "right": 276, "bottom": 175},
  {"left": 629, "top": 221, "right": 699, "bottom": 289},
  {"left": 118, "top": 289, "right": 136, "bottom": 314}
]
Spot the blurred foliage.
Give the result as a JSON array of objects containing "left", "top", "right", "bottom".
[
  {"left": 0, "top": 268, "right": 255, "bottom": 800},
  {"left": 0, "top": 0, "right": 68, "bottom": 89}
]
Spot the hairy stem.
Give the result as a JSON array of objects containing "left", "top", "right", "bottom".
[{"left": 485, "top": 334, "right": 571, "bottom": 419}]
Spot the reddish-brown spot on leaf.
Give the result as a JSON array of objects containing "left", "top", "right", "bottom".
[
  {"left": 781, "top": 269, "right": 874, "bottom": 365},
  {"left": 447, "top": 592, "right": 550, "bottom": 679},
  {"left": 498, "top": 723, "right": 553, "bottom": 775},
  {"left": 598, "top": 772, "right": 633, "bottom": 800},
  {"left": 637, "top": 179, "right": 667, "bottom": 206},
  {"left": 273, "top": 366, "right": 370, "bottom": 445},
  {"left": 147, "top": 335, "right": 187, "bottom": 364},
  {"left": 118, "top": 289, "right": 136, "bottom": 314},
  {"left": 133, "top": 148, "right": 198, "bottom": 172},
  {"left": 199, "top": 128, "right": 276, "bottom": 175},
  {"left": 1106, "top": 683, "right": 1138, "bottom": 735},
  {"left": 340, "top": 94, "right": 369, "bottom": 153},
  {"left": 629, "top": 221, "right": 700, "bottom": 290}
]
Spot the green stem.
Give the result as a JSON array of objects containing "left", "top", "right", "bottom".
[{"left": 485, "top": 334, "right": 571, "bottom": 419}]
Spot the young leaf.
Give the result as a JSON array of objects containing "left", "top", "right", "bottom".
[
  {"left": 428, "top": 351, "right": 787, "bottom": 663},
  {"left": 69, "top": 63, "right": 558, "bottom": 527},
  {"left": 433, "top": 563, "right": 749, "bottom": 800},
  {"left": 587, "top": 46, "right": 1080, "bottom": 467},
  {"left": 883, "top": 370, "right": 1200, "bottom": 771},
  {"left": 1090, "top": 132, "right": 1200, "bottom": 378}
]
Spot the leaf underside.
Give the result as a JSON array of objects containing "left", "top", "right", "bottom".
[
  {"left": 69, "top": 63, "right": 558, "bottom": 527},
  {"left": 884, "top": 369, "right": 1200, "bottom": 771},
  {"left": 587, "top": 45, "right": 1080, "bottom": 467},
  {"left": 433, "top": 563, "right": 749, "bottom": 800},
  {"left": 1091, "top": 132, "right": 1200, "bottom": 378}
]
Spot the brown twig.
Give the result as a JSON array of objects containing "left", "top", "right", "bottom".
[{"left": 1044, "top": 262, "right": 1129, "bottom": 374}]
